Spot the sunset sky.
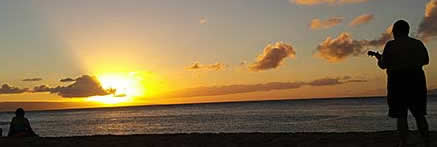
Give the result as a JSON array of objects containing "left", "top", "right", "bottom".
[{"left": 0, "top": 0, "right": 436, "bottom": 108}]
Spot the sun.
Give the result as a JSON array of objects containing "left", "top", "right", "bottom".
[{"left": 86, "top": 72, "right": 145, "bottom": 105}]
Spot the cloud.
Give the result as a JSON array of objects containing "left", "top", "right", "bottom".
[
  {"left": 60, "top": 78, "right": 75, "bottom": 82},
  {"left": 158, "top": 76, "right": 366, "bottom": 98},
  {"left": 22, "top": 78, "right": 42, "bottom": 82},
  {"left": 307, "top": 77, "right": 366, "bottom": 86},
  {"left": 315, "top": 26, "right": 392, "bottom": 62},
  {"left": 186, "top": 62, "right": 226, "bottom": 71},
  {"left": 291, "top": 0, "right": 368, "bottom": 6},
  {"left": 349, "top": 14, "right": 374, "bottom": 27},
  {"left": 418, "top": 0, "right": 437, "bottom": 41},
  {"left": 32, "top": 75, "right": 115, "bottom": 98},
  {"left": 366, "top": 26, "right": 392, "bottom": 46},
  {"left": 249, "top": 42, "right": 296, "bottom": 71},
  {"left": 0, "top": 84, "right": 28, "bottom": 94},
  {"left": 200, "top": 17, "right": 207, "bottom": 24},
  {"left": 310, "top": 17, "right": 344, "bottom": 30},
  {"left": 32, "top": 85, "right": 51, "bottom": 92}
]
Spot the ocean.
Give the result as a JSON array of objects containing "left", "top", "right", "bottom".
[{"left": 1, "top": 96, "right": 436, "bottom": 137}]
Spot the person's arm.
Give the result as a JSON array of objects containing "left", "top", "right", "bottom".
[
  {"left": 24, "top": 118, "right": 37, "bottom": 136},
  {"left": 378, "top": 42, "right": 391, "bottom": 69},
  {"left": 419, "top": 41, "right": 429, "bottom": 66},
  {"left": 8, "top": 118, "right": 15, "bottom": 137}
]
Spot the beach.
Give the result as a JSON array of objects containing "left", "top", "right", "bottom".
[{"left": 0, "top": 131, "right": 435, "bottom": 147}]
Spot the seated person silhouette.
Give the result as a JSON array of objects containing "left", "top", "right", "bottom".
[
  {"left": 8, "top": 108, "right": 37, "bottom": 137},
  {"left": 375, "top": 20, "right": 429, "bottom": 147}
]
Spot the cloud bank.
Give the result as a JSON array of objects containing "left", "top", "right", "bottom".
[
  {"left": 249, "top": 42, "right": 296, "bottom": 71},
  {"left": 159, "top": 76, "right": 367, "bottom": 98},
  {"left": 0, "top": 84, "right": 28, "bottom": 94},
  {"left": 310, "top": 17, "right": 344, "bottom": 30},
  {"left": 315, "top": 26, "right": 392, "bottom": 62},
  {"left": 418, "top": 0, "right": 437, "bottom": 41},
  {"left": 292, "top": 0, "right": 368, "bottom": 6},
  {"left": 186, "top": 62, "right": 226, "bottom": 71},
  {"left": 349, "top": 14, "right": 374, "bottom": 27}
]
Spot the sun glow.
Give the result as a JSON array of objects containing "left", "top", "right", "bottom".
[{"left": 86, "top": 72, "right": 145, "bottom": 105}]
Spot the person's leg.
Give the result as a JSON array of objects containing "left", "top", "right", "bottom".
[
  {"left": 397, "top": 116, "right": 409, "bottom": 146},
  {"left": 415, "top": 115, "right": 429, "bottom": 147}
]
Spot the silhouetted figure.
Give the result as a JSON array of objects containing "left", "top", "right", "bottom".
[
  {"left": 8, "top": 108, "right": 37, "bottom": 137},
  {"left": 371, "top": 20, "right": 429, "bottom": 147}
]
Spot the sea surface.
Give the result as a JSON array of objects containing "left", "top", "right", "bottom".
[{"left": 1, "top": 96, "right": 436, "bottom": 137}]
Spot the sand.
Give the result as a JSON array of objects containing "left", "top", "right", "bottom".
[{"left": 0, "top": 131, "right": 435, "bottom": 147}]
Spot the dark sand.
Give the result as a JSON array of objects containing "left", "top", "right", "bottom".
[{"left": 0, "top": 131, "right": 435, "bottom": 147}]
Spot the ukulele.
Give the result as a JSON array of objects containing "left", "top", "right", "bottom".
[{"left": 367, "top": 50, "right": 382, "bottom": 60}]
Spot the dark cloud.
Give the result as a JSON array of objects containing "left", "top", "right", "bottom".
[
  {"left": 50, "top": 75, "right": 114, "bottom": 98},
  {"left": 185, "top": 62, "right": 226, "bottom": 71},
  {"left": 249, "top": 42, "right": 296, "bottom": 71},
  {"left": 0, "top": 84, "right": 28, "bottom": 94},
  {"left": 22, "top": 78, "right": 42, "bottom": 82},
  {"left": 60, "top": 78, "right": 75, "bottom": 82},
  {"left": 418, "top": 0, "right": 437, "bottom": 41},
  {"left": 159, "top": 76, "right": 366, "bottom": 98},
  {"left": 307, "top": 78, "right": 343, "bottom": 86},
  {"left": 32, "top": 75, "right": 115, "bottom": 98},
  {"left": 315, "top": 26, "right": 392, "bottom": 62},
  {"left": 32, "top": 85, "right": 51, "bottom": 93}
]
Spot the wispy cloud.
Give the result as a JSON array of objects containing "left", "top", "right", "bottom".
[
  {"left": 186, "top": 62, "right": 226, "bottom": 71},
  {"left": 158, "top": 76, "right": 367, "bottom": 98},
  {"left": 291, "top": 0, "right": 368, "bottom": 6},
  {"left": 315, "top": 26, "right": 392, "bottom": 62},
  {"left": 418, "top": 0, "right": 437, "bottom": 41},
  {"left": 348, "top": 14, "right": 374, "bottom": 27},
  {"left": 22, "top": 78, "right": 43, "bottom": 82},
  {"left": 249, "top": 42, "right": 296, "bottom": 71},
  {"left": 310, "top": 17, "right": 344, "bottom": 30}
]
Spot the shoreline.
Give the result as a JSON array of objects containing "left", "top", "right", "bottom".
[{"left": 1, "top": 131, "right": 435, "bottom": 147}]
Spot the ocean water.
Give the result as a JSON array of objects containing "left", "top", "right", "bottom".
[{"left": 0, "top": 96, "right": 436, "bottom": 137}]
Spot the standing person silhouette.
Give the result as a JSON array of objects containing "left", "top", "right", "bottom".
[{"left": 373, "top": 20, "right": 429, "bottom": 147}]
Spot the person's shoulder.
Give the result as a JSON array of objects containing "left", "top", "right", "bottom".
[
  {"left": 408, "top": 37, "right": 424, "bottom": 44},
  {"left": 384, "top": 40, "right": 395, "bottom": 48},
  {"left": 386, "top": 40, "right": 395, "bottom": 45}
]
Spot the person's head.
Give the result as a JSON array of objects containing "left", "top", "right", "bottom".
[
  {"left": 15, "top": 108, "right": 25, "bottom": 117},
  {"left": 392, "top": 20, "right": 410, "bottom": 39}
]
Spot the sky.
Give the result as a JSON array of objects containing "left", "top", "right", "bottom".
[{"left": 0, "top": 0, "right": 436, "bottom": 109}]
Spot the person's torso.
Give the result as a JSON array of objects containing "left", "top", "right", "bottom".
[
  {"left": 12, "top": 117, "right": 28, "bottom": 132},
  {"left": 385, "top": 37, "right": 424, "bottom": 72}
]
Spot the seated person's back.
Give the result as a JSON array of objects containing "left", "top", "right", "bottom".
[{"left": 8, "top": 108, "right": 37, "bottom": 137}]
